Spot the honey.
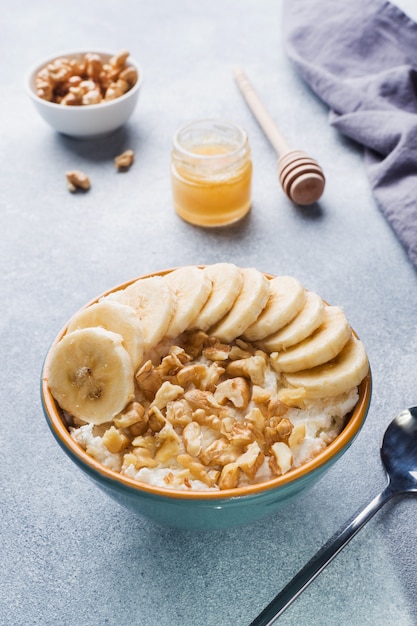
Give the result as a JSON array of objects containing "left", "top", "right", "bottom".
[{"left": 171, "top": 119, "right": 252, "bottom": 227}]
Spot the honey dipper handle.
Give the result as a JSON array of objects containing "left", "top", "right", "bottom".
[{"left": 233, "top": 66, "right": 290, "bottom": 157}]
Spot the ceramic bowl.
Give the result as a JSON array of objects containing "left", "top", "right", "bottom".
[
  {"left": 25, "top": 49, "right": 142, "bottom": 138},
  {"left": 41, "top": 269, "right": 372, "bottom": 530}
]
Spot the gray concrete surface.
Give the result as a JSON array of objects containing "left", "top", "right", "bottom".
[{"left": 1, "top": 1, "right": 417, "bottom": 624}]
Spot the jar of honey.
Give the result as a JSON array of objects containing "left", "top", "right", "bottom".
[{"left": 171, "top": 119, "right": 252, "bottom": 227}]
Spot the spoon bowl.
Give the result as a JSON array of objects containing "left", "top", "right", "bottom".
[
  {"left": 381, "top": 406, "right": 417, "bottom": 492},
  {"left": 251, "top": 406, "right": 417, "bottom": 625}
]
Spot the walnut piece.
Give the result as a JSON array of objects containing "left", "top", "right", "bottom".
[
  {"left": 66, "top": 170, "right": 90, "bottom": 192},
  {"left": 214, "top": 377, "right": 250, "bottom": 409},
  {"left": 102, "top": 426, "right": 129, "bottom": 453},
  {"left": 114, "top": 149, "right": 135, "bottom": 171}
]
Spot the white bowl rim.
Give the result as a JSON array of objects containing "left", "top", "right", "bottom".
[{"left": 25, "top": 48, "right": 143, "bottom": 110}]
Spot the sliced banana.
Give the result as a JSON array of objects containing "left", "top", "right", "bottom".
[
  {"left": 257, "top": 290, "right": 324, "bottom": 352},
  {"left": 191, "top": 263, "right": 243, "bottom": 331},
  {"left": 48, "top": 327, "right": 135, "bottom": 425},
  {"left": 282, "top": 336, "right": 369, "bottom": 398},
  {"left": 164, "top": 266, "right": 212, "bottom": 337},
  {"left": 106, "top": 276, "right": 176, "bottom": 351},
  {"left": 209, "top": 267, "right": 270, "bottom": 343},
  {"left": 67, "top": 300, "right": 144, "bottom": 370},
  {"left": 242, "top": 275, "right": 305, "bottom": 342},
  {"left": 270, "top": 306, "right": 352, "bottom": 373}
]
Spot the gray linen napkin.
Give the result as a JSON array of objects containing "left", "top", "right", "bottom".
[{"left": 283, "top": 0, "right": 417, "bottom": 269}]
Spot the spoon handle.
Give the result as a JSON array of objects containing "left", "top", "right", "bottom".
[{"left": 250, "top": 486, "right": 395, "bottom": 626}]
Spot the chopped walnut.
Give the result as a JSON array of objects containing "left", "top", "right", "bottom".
[
  {"left": 245, "top": 407, "right": 265, "bottom": 433},
  {"left": 180, "top": 330, "right": 208, "bottom": 359},
  {"left": 267, "top": 396, "right": 289, "bottom": 419},
  {"left": 251, "top": 385, "right": 272, "bottom": 405},
  {"left": 165, "top": 399, "right": 193, "bottom": 428},
  {"left": 102, "top": 426, "right": 129, "bottom": 453},
  {"left": 264, "top": 416, "right": 293, "bottom": 446},
  {"left": 132, "top": 434, "right": 157, "bottom": 455},
  {"left": 110, "top": 50, "right": 130, "bottom": 68},
  {"left": 202, "top": 344, "right": 231, "bottom": 361},
  {"left": 66, "top": 170, "right": 90, "bottom": 192},
  {"left": 85, "top": 53, "right": 103, "bottom": 81},
  {"left": 221, "top": 421, "right": 255, "bottom": 448},
  {"left": 277, "top": 385, "right": 307, "bottom": 408},
  {"left": 147, "top": 406, "right": 166, "bottom": 433},
  {"left": 114, "top": 149, "right": 135, "bottom": 171},
  {"left": 200, "top": 363, "right": 226, "bottom": 391},
  {"left": 113, "top": 401, "right": 146, "bottom": 429},
  {"left": 191, "top": 409, "right": 222, "bottom": 432},
  {"left": 288, "top": 423, "right": 307, "bottom": 449},
  {"left": 128, "top": 447, "right": 158, "bottom": 470},
  {"left": 175, "top": 363, "right": 207, "bottom": 388},
  {"left": 226, "top": 354, "right": 266, "bottom": 386},
  {"left": 235, "top": 442, "right": 264, "bottom": 480},
  {"left": 270, "top": 441, "right": 293, "bottom": 475},
  {"left": 157, "top": 346, "right": 191, "bottom": 378},
  {"left": 151, "top": 381, "right": 184, "bottom": 411},
  {"left": 177, "top": 453, "right": 214, "bottom": 487},
  {"left": 214, "top": 377, "right": 250, "bottom": 409},
  {"left": 218, "top": 462, "right": 240, "bottom": 489},
  {"left": 183, "top": 421, "right": 202, "bottom": 456},
  {"left": 82, "top": 88, "right": 102, "bottom": 105},
  {"left": 200, "top": 436, "right": 241, "bottom": 467},
  {"left": 183, "top": 389, "right": 222, "bottom": 414},
  {"left": 154, "top": 422, "right": 182, "bottom": 463},
  {"left": 229, "top": 339, "right": 255, "bottom": 359},
  {"left": 119, "top": 66, "right": 138, "bottom": 87},
  {"left": 135, "top": 360, "right": 162, "bottom": 400}
]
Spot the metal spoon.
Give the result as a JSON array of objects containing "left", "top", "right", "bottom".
[{"left": 251, "top": 406, "right": 417, "bottom": 626}]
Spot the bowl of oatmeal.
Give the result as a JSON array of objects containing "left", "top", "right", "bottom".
[
  {"left": 41, "top": 264, "right": 371, "bottom": 530},
  {"left": 26, "top": 49, "right": 142, "bottom": 137}
]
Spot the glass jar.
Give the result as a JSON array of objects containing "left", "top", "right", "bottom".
[{"left": 171, "top": 119, "right": 252, "bottom": 227}]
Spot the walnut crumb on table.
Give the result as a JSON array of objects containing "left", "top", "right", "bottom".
[
  {"left": 65, "top": 170, "right": 91, "bottom": 192},
  {"left": 115, "top": 149, "right": 135, "bottom": 170}
]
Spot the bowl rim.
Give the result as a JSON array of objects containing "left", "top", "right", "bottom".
[
  {"left": 41, "top": 267, "right": 372, "bottom": 501},
  {"left": 25, "top": 48, "right": 143, "bottom": 110}
]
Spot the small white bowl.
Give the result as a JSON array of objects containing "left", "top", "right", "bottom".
[{"left": 25, "top": 50, "right": 143, "bottom": 138}]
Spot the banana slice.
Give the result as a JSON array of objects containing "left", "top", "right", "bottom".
[
  {"left": 209, "top": 268, "right": 270, "bottom": 343},
  {"left": 282, "top": 336, "right": 369, "bottom": 398},
  {"left": 164, "top": 266, "right": 212, "bottom": 337},
  {"left": 106, "top": 276, "right": 176, "bottom": 351},
  {"left": 257, "top": 290, "right": 324, "bottom": 352},
  {"left": 191, "top": 263, "right": 243, "bottom": 331},
  {"left": 242, "top": 276, "right": 305, "bottom": 342},
  {"left": 67, "top": 300, "right": 144, "bottom": 370},
  {"left": 270, "top": 306, "right": 352, "bottom": 373},
  {"left": 48, "top": 327, "right": 135, "bottom": 425}
]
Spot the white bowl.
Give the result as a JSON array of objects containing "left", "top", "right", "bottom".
[{"left": 25, "top": 50, "right": 143, "bottom": 138}]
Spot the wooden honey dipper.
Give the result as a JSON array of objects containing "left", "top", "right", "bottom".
[{"left": 233, "top": 67, "right": 325, "bottom": 205}]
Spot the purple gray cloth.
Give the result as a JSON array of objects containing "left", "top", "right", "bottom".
[{"left": 283, "top": 0, "right": 417, "bottom": 269}]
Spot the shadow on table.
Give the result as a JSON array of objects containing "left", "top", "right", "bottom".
[{"left": 53, "top": 125, "right": 141, "bottom": 164}]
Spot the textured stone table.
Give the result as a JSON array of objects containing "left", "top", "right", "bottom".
[{"left": 1, "top": 1, "right": 417, "bottom": 625}]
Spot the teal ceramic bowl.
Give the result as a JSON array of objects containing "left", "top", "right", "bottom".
[{"left": 41, "top": 270, "right": 372, "bottom": 530}]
